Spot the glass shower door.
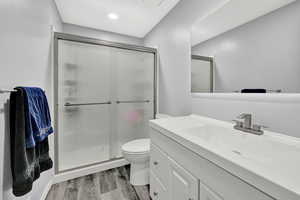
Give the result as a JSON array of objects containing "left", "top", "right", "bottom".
[
  {"left": 55, "top": 34, "right": 156, "bottom": 172},
  {"left": 111, "top": 48, "right": 155, "bottom": 157},
  {"left": 57, "top": 40, "right": 112, "bottom": 171}
]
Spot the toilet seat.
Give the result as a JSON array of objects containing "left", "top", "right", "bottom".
[{"left": 122, "top": 139, "right": 150, "bottom": 154}]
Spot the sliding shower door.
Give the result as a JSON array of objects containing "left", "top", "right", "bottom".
[
  {"left": 55, "top": 33, "right": 156, "bottom": 172},
  {"left": 57, "top": 40, "right": 112, "bottom": 171},
  {"left": 112, "top": 48, "right": 155, "bottom": 157}
]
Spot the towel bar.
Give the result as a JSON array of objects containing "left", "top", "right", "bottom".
[
  {"left": 116, "top": 100, "right": 150, "bottom": 104},
  {"left": 0, "top": 89, "right": 46, "bottom": 94},
  {"left": 64, "top": 102, "right": 112, "bottom": 106},
  {"left": 0, "top": 89, "right": 17, "bottom": 94}
]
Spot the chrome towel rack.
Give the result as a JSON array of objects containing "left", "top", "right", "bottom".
[
  {"left": 1, "top": 89, "right": 46, "bottom": 94},
  {"left": 0, "top": 89, "right": 17, "bottom": 94},
  {"left": 267, "top": 89, "right": 282, "bottom": 93}
]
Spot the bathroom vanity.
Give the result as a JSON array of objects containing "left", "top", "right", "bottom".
[{"left": 149, "top": 115, "right": 300, "bottom": 200}]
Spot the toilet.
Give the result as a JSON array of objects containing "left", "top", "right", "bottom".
[
  {"left": 122, "top": 114, "right": 171, "bottom": 186},
  {"left": 122, "top": 138, "right": 150, "bottom": 186}
]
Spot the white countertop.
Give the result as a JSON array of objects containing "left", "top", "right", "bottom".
[{"left": 149, "top": 115, "right": 300, "bottom": 200}]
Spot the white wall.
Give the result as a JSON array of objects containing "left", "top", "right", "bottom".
[
  {"left": 63, "top": 23, "right": 143, "bottom": 46},
  {"left": 0, "top": 0, "right": 62, "bottom": 199},
  {"left": 144, "top": 0, "right": 224, "bottom": 116},
  {"left": 192, "top": 1, "right": 300, "bottom": 93},
  {"left": 191, "top": 1, "right": 300, "bottom": 138}
]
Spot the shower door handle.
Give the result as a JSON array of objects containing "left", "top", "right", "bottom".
[
  {"left": 116, "top": 100, "right": 150, "bottom": 104},
  {"left": 64, "top": 101, "right": 111, "bottom": 106}
]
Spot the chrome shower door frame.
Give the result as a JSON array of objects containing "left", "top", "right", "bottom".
[{"left": 53, "top": 32, "right": 157, "bottom": 174}]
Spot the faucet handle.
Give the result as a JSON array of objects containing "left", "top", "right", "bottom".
[
  {"left": 232, "top": 120, "right": 243, "bottom": 127},
  {"left": 252, "top": 124, "right": 268, "bottom": 132}
]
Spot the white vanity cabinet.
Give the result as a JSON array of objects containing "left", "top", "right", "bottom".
[
  {"left": 150, "top": 171, "right": 168, "bottom": 200},
  {"left": 169, "top": 157, "right": 198, "bottom": 200},
  {"left": 150, "top": 144, "right": 199, "bottom": 200},
  {"left": 149, "top": 128, "right": 275, "bottom": 200}
]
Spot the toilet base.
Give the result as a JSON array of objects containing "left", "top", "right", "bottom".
[{"left": 129, "top": 161, "right": 149, "bottom": 186}]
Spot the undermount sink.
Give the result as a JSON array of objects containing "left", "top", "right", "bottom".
[
  {"left": 150, "top": 114, "right": 300, "bottom": 199},
  {"left": 181, "top": 125, "right": 300, "bottom": 169}
]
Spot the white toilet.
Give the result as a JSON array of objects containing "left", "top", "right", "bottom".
[
  {"left": 122, "top": 138, "right": 150, "bottom": 186},
  {"left": 122, "top": 114, "right": 171, "bottom": 186}
]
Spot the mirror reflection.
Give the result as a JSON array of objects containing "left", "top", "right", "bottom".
[
  {"left": 191, "top": 3, "right": 300, "bottom": 94},
  {"left": 191, "top": 44, "right": 299, "bottom": 93},
  {"left": 191, "top": 55, "right": 214, "bottom": 93}
]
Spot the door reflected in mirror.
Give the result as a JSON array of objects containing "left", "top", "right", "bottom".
[{"left": 191, "top": 55, "right": 214, "bottom": 93}]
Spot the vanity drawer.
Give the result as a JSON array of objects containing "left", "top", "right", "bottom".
[
  {"left": 200, "top": 182, "right": 223, "bottom": 200},
  {"left": 150, "top": 144, "right": 170, "bottom": 187},
  {"left": 150, "top": 171, "right": 168, "bottom": 200}
]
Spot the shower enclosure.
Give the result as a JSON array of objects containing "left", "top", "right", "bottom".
[{"left": 54, "top": 33, "right": 157, "bottom": 173}]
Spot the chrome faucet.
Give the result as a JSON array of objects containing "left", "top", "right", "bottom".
[
  {"left": 237, "top": 113, "right": 252, "bottom": 129},
  {"left": 233, "top": 113, "right": 266, "bottom": 135}
]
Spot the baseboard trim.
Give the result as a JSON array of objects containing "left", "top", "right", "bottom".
[{"left": 40, "top": 179, "right": 53, "bottom": 200}]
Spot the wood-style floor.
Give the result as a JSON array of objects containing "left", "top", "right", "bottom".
[{"left": 46, "top": 165, "right": 151, "bottom": 200}]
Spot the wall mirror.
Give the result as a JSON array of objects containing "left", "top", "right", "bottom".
[
  {"left": 190, "top": 0, "right": 299, "bottom": 94},
  {"left": 191, "top": 50, "right": 298, "bottom": 94},
  {"left": 191, "top": 55, "right": 214, "bottom": 93},
  {"left": 191, "top": 50, "right": 299, "bottom": 94}
]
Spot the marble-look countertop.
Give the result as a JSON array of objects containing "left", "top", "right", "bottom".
[{"left": 150, "top": 115, "right": 300, "bottom": 200}]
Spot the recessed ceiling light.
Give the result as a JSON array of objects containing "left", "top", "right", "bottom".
[{"left": 108, "top": 13, "right": 119, "bottom": 20}]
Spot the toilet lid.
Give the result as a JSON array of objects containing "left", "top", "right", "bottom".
[{"left": 122, "top": 139, "right": 150, "bottom": 154}]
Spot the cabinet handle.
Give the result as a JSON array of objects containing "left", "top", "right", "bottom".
[
  {"left": 153, "top": 161, "right": 158, "bottom": 165},
  {"left": 153, "top": 192, "right": 158, "bottom": 196}
]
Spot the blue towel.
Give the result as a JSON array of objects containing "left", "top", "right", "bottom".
[{"left": 19, "top": 87, "right": 54, "bottom": 148}]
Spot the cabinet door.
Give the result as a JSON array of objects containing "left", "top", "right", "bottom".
[
  {"left": 150, "top": 171, "right": 168, "bottom": 200},
  {"left": 200, "top": 183, "right": 223, "bottom": 200},
  {"left": 169, "top": 158, "right": 198, "bottom": 200}
]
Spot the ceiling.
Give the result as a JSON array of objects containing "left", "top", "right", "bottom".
[
  {"left": 55, "top": 0, "right": 181, "bottom": 38},
  {"left": 191, "top": 0, "right": 296, "bottom": 46}
]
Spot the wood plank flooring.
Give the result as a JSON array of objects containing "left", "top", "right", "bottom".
[{"left": 46, "top": 165, "right": 151, "bottom": 200}]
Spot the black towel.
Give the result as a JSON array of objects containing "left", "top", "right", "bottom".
[
  {"left": 241, "top": 89, "right": 267, "bottom": 93},
  {"left": 10, "top": 88, "right": 53, "bottom": 197}
]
